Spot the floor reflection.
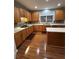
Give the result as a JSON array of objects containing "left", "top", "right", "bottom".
[{"left": 16, "top": 32, "right": 65, "bottom": 59}]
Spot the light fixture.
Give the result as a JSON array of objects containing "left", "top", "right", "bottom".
[
  {"left": 57, "top": 3, "right": 61, "bottom": 6},
  {"left": 35, "top": 6, "right": 37, "bottom": 9},
  {"left": 21, "top": 17, "right": 28, "bottom": 22}
]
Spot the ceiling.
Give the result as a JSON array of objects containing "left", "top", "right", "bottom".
[{"left": 15, "top": 0, "right": 65, "bottom": 10}]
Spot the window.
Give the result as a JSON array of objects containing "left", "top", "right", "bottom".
[
  {"left": 40, "top": 15, "right": 53, "bottom": 22},
  {"left": 47, "top": 16, "right": 53, "bottom": 22},
  {"left": 40, "top": 16, "right": 46, "bottom": 22}
]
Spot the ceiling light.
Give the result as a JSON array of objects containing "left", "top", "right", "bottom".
[
  {"left": 45, "top": 0, "right": 49, "bottom": 2},
  {"left": 35, "top": 6, "right": 37, "bottom": 9},
  {"left": 57, "top": 3, "right": 61, "bottom": 6}
]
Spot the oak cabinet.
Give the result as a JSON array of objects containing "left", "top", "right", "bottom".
[
  {"left": 21, "top": 27, "right": 33, "bottom": 40},
  {"left": 19, "top": 8, "right": 25, "bottom": 17},
  {"left": 33, "top": 25, "right": 46, "bottom": 32},
  {"left": 24, "top": 10, "right": 27, "bottom": 18},
  {"left": 33, "top": 25, "right": 41, "bottom": 32},
  {"left": 55, "top": 10, "right": 65, "bottom": 20},
  {"left": 14, "top": 26, "right": 33, "bottom": 48},
  {"left": 27, "top": 27, "right": 33, "bottom": 36},
  {"left": 21, "top": 27, "right": 33, "bottom": 41},
  {"left": 14, "top": 7, "right": 31, "bottom": 23},
  {"left": 22, "top": 29, "right": 28, "bottom": 40},
  {"left": 42, "top": 25, "right": 46, "bottom": 32},
  {"left": 26, "top": 11, "right": 31, "bottom": 21},
  {"left": 47, "top": 32, "right": 65, "bottom": 47},
  {"left": 24, "top": 10, "right": 31, "bottom": 21},
  {"left": 14, "top": 7, "right": 21, "bottom": 23},
  {"left": 14, "top": 31, "right": 23, "bottom": 48},
  {"left": 31, "top": 12, "right": 39, "bottom": 22}
]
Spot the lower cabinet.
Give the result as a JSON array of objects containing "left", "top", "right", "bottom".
[
  {"left": 22, "top": 29, "right": 28, "bottom": 41},
  {"left": 14, "top": 26, "right": 33, "bottom": 48},
  {"left": 14, "top": 26, "right": 45, "bottom": 48},
  {"left": 14, "top": 31, "right": 23, "bottom": 48},
  {"left": 42, "top": 25, "right": 46, "bottom": 32},
  {"left": 33, "top": 25, "right": 46, "bottom": 32},
  {"left": 47, "top": 32, "right": 65, "bottom": 47}
]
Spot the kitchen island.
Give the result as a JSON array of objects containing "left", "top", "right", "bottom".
[{"left": 46, "top": 28, "right": 65, "bottom": 47}]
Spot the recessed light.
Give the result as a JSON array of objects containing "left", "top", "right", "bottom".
[
  {"left": 35, "top": 6, "right": 37, "bottom": 9},
  {"left": 45, "top": 0, "right": 49, "bottom": 2},
  {"left": 57, "top": 3, "right": 61, "bottom": 6}
]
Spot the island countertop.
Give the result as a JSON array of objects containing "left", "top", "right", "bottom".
[
  {"left": 14, "top": 23, "right": 65, "bottom": 33},
  {"left": 46, "top": 27, "right": 65, "bottom": 32}
]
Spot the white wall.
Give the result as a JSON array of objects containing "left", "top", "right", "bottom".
[
  {"left": 39, "top": 9, "right": 55, "bottom": 16},
  {"left": 39, "top": 9, "right": 55, "bottom": 23}
]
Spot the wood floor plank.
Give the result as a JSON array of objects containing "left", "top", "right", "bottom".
[{"left": 16, "top": 32, "right": 65, "bottom": 59}]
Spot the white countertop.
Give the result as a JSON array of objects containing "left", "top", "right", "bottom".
[
  {"left": 33, "top": 23, "right": 65, "bottom": 26},
  {"left": 14, "top": 25, "right": 33, "bottom": 33},
  {"left": 46, "top": 27, "right": 65, "bottom": 32},
  {"left": 14, "top": 27, "right": 25, "bottom": 33},
  {"left": 14, "top": 23, "right": 65, "bottom": 33}
]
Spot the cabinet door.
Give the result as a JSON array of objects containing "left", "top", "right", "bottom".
[
  {"left": 55, "top": 10, "right": 64, "bottom": 20},
  {"left": 19, "top": 8, "right": 25, "bottom": 17},
  {"left": 14, "top": 31, "right": 22, "bottom": 48},
  {"left": 24, "top": 10, "right": 31, "bottom": 21},
  {"left": 39, "top": 25, "right": 43, "bottom": 32},
  {"left": 28, "top": 27, "right": 32, "bottom": 35},
  {"left": 42, "top": 25, "right": 46, "bottom": 32},
  {"left": 33, "top": 25, "right": 43, "bottom": 32},
  {"left": 26, "top": 11, "right": 31, "bottom": 21},
  {"left": 22, "top": 29, "right": 27, "bottom": 40},
  {"left": 14, "top": 7, "right": 21, "bottom": 23},
  {"left": 31, "top": 12, "right": 39, "bottom": 22},
  {"left": 24, "top": 10, "right": 27, "bottom": 18},
  {"left": 26, "top": 28, "right": 30, "bottom": 37},
  {"left": 33, "top": 26, "right": 39, "bottom": 31}
]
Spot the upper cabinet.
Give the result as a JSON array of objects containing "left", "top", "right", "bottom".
[
  {"left": 31, "top": 11, "right": 39, "bottom": 22},
  {"left": 14, "top": 7, "right": 31, "bottom": 23},
  {"left": 24, "top": 10, "right": 31, "bottom": 21},
  {"left": 27, "top": 11, "right": 31, "bottom": 21},
  {"left": 55, "top": 9, "right": 65, "bottom": 20},
  {"left": 19, "top": 8, "right": 25, "bottom": 17},
  {"left": 14, "top": 7, "right": 21, "bottom": 23}
]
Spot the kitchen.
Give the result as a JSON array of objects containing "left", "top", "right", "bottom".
[{"left": 14, "top": 0, "right": 65, "bottom": 59}]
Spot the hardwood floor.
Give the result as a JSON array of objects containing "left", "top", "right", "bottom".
[{"left": 16, "top": 32, "right": 65, "bottom": 59}]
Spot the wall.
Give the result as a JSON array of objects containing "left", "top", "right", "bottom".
[
  {"left": 39, "top": 9, "right": 55, "bottom": 23},
  {"left": 39, "top": 10, "right": 55, "bottom": 16}
]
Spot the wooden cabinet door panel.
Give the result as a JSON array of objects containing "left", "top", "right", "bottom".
[
  {"left": 14, "top": 31, "right": 22, "bottom": 48},
  {"left": 22, "top": 29, "right": 27, "bottom": 40},
  {"left": 55, "top": 10, "right": 64, "bottom": 20},
  {"left": 19, "top": 8, "right": 25, "bottom": 17},
  {"left": 34, "top": 25, "right": 45, "bottom": 32},
  {"left": 26, "top": 28, "right": 31, "bottom": 37},
  {"left": 27, "top": 11, "right": 31, "bottom": 21},
  {"left": 14, "top": 7, "right": 21, "bottom": 23},
  {"left": 24, "top": 10, "right": 31, "bottom": 21},
  {"left": 42, "top": 26, "right": 46, "bottom": 32},
  {"left": 47, "top": 32, "right": 65, "bottom": 47},
  {"left": 31, "top": 12, "right": 39, "bottom": 22}
]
